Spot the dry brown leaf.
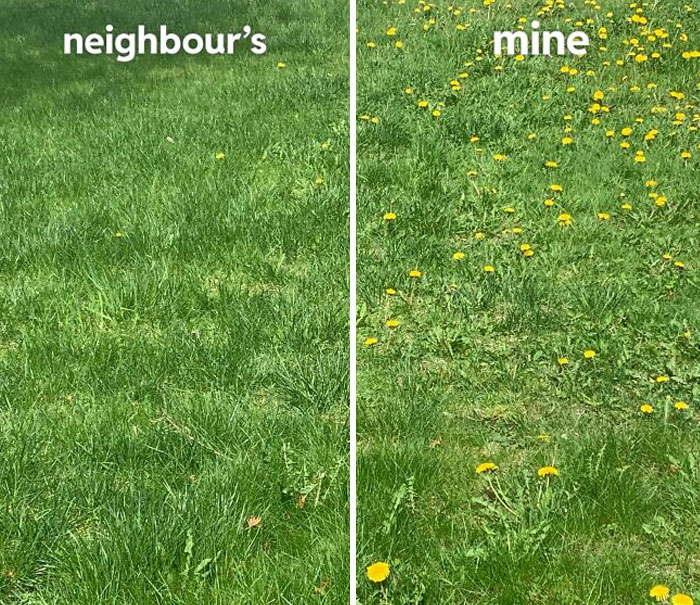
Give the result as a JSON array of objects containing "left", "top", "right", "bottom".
[
  {"left": 314, "top": 576, "right": 331, "bottom": 594},
  {"left": 246, "top": 515, "right": 262, "bottom": 530}
]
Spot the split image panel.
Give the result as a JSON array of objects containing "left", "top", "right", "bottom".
[
  {"left": 357, "top": 1, "right": 700, "bottom": 603},
  {"left": 0, "top": 1, "right": 349, "bottom": 602}
]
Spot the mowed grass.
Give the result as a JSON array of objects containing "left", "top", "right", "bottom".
[
  {"left": 357, "top": 1, "right": 700, "bottom": 603},
  {"left": 0, "top": 1, "right": 348, "bottom": 603}
]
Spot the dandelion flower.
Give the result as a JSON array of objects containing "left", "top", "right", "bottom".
[
  {"left": 366, "top": 561, "right": 390, "bottom": 583},
  {"left": 364, "top": 337, "right": 378, "bottom": 346},
  {"left": 674, "top": 401, "right": 689, "bottom": 410},
  {"left": 383, "top": 212, "right": 397, "bottom": 221},
  {"left": 483, "top": 265, "right": 495, "bottom": 273},
  {"left": 583, "top": 349, "right": 596, "bottom": 359},
  {"left": 476, "top": 462, "right": 498, "bottom": 474},
  {"left": 408, "top": 270, "right": 422, "bottom": 278},
  {"left": 538, "top": 466, "right": 559, "bottom": 477},
  {"left": 215, "top": 152, "right": 226, "bottom": 160},
  {"left": 656, "top": 375, "right": 669, "bottom": 383},
  {"left": 558, "top": 213, "right": 572, "bottom": 226},
  {"left": 386, "top": 288, "right": 396, "bottom": 295},
  {"left": 558, "top": 357, "right": 569, "bottom": 366},
  {"left": 672, "top": 595, "right": 693, "bottom": 605},
  {"left": 386, "top": 319, "right": 400, "bottom": 328},
  {"left": 640, "top": 404, "right": 654, "bottom": 414},
  {"left": 453, "top": 252, "right": 465, "bottom": 260},
  {"left": 649, "top": 585, "right": 670, "bottom": 601}
]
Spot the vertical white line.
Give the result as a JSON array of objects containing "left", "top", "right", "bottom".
[{"left": 349, "top": 0, "right": 357, "bottom": 600}]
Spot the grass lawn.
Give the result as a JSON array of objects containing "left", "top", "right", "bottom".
[
  {"left": 0, "top": 1, "right": 349, "bottom": 603},
  {"left": 357, "top": 1, "right": 700, "bottom": 603}
]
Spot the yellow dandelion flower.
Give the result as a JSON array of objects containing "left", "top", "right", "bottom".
[
  {"left": 672, "top": 594, "right": 694, "bottom": 605},
  {"left": 656, "top": 375, "right": 669, "bottom": 383},
  {"left": 215, "top": 152, "right": 226, "bottom": 160},
  {"left": 366, "top": 562, "right": 390, "bottom": 583},
  {"left": 649, "top": 585, "right": 670, "bottom": 601},
  {"left": 408, "top": 270, "right": 422, "bottom": 278},
  {"left": 558, "top": 213, "right": 572, "bottom": 226},
  {"left": 483, "top": 265, "right": 495, "bottom": 273},
  {"left": 383, "top": 212, "right": 396, "bottom": 221},
  {"left": 674, "top": 401, "right": 689, "bottom": 410},
  {"left": 640, "top": 403, "right": 654, "bottom": 414},
  {"left": 386, "top": 319, "right": 400, "bottom": 328},
  {"left": 453, "top": 252, "right": 465, "bottom": 260},
  {"left": 550, "top": 184, "right": 563, "bottom": 192},
  {"left": 558, "top": 357, "right": 569, "bottom": 366},
  {"left": 538, "top": 466, "right": 559, "bottom": 477},
  {"left": 475, "top": 462, "right": 498, "bottom": 474},
  {"left": 583, "top": 349, "right": 596, "bottom": 359},
  {"left": 386, "top": 288, "right": 396, "bottom": 295},
  {"left": 364, "top": 337, "right": 378, "bottom": 346},
  {"left": 598, "top": 212, "right": 611, "bottom": 220}
]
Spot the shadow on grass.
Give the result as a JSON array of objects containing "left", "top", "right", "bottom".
[{"left": 0, "top": 0, "right": 347, "bottom": 109}]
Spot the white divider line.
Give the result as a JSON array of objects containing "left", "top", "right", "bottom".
[{"left": 349, "top": 0, "right": 357, "bottom": 600}]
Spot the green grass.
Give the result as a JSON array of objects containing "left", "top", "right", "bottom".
[
  {"left": 357, "top": 1, "right": 700, "bottom": 603},
  {"left": 0, "top": 2, "right": 349, "bottom": 603}
]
